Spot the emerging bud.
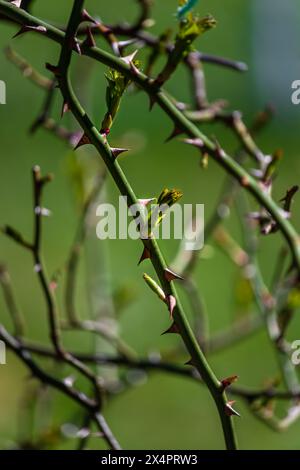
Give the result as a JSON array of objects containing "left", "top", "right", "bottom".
[
  {"left": 61, "top": 101, "right": 70, "bottom": 117},
  {"left": 138, "top": 247, "right": 151, "bottom": 265},
  {"left": 81, "top": 9, "right": 98, "bottom": 25},
  {"left": 74, "top": 133, "right": 91, "bottom": 149},
  {"left": 82, "top": 27, "right": 96, "bottom": 49}
]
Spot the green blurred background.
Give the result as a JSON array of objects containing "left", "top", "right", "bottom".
[{"left": 1, "top": 0, "right": 300, "bottom": 450}]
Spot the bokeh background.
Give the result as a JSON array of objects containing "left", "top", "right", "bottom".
[{"left": 1, "top": 0, "right": 300, "bottom": 450}]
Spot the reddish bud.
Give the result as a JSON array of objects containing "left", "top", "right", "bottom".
[
  {"left": 183, "top": 138, "right": 204, "bottom": 148},
  {"left": 81, "top": 9, "right": 98, "bottom": 24}
]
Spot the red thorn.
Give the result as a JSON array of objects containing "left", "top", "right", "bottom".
[
  {"left": 81, "top": 9, "right": 98, "bottom": 24},
  {"left": 149, "top": 95, "right": 156, "bottom": 111},
  {"left": 138, "top": 246, "right": 151, "bottom": 265},
  {"left": 45, "top": 62, "right": 61, "bottom": 78},
  {"left": 164, "top": 268, "right": 184, "bottom": 282},
  {"left": 161, "top": 322, "right": 180, "bottom": 335},
  {"left": 165, "top": 127, "right": 183, "bottom": 143},
  {"left": 13, "top": 25, "right": 47, "bottom": 39},
  {"left": 74, "top": 133, "right": 91, "bottom": 149},
  {"left": 67, "top": 37, "right": 81, "bottom": 55},
  {"left": 61, "top": 101, "right": 70, "bottom": 117},
  {"left": 111, "top": 148, "right": 129, "bottom": 160},
  {"left": 49, "top": 280, "right": 58, "bottom": 292},
  {"left": 166, "top": 294, "right": 176, "bottom": 318},
  {"left": 225, "top": 401, "right": 241, "bottom": 417},
  {"left": 100, "top": 128, "right": 110, "bottom": 137},
  {"left": 137, "top": 198, "right": 155, "bottom": 207},
  {"left": 221, "top": 375, "right": 238, "bottom": 389},
  {"left": 82, "top": 27, "right": 96, "bottom": 48}
]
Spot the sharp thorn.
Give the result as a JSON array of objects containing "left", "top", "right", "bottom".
[
  {"left": 111, "top": 148, "right": 129, "bottom": 160},
  {"left": 166, "top": 294, "right": 176, "bottom": 318}
]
